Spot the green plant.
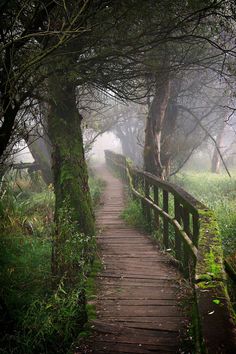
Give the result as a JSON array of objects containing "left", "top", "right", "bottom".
[
  {"left": 88, "top": 176, "right": 106, "bottom": 207},
  {"left": 20, "top": 280, "right": 86, "bottom": 354},
  {"left": 121, "top": 199, "right": 149, "bottom": 231}
]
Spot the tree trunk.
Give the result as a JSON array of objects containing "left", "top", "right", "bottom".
[
  {"left": 116, "top": 127, "right": 134, "bottom": 160},
  {"left": 47, "top": 78, "right": 95, "bottom": 277},
  {"left": 161, "top": 101, "right": 179, "bottom": 178},
  {"left": 26, "top": 133, "right": 53, "bottom": 185},
  {"left": 144, "top": 72, "right": 170, "bottom": 178},
  {"left": 211, "top": 122, "right": 226, "bottom": 173},
  {"left": 0, "top": 101, "right": 18, "bottom": 163}
]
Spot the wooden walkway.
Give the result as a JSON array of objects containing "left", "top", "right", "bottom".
[{"left": 89, "top": 166, "right": 189, "bottom": 354}]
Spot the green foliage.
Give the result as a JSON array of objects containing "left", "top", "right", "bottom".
[
  {"left": 19, "top": 281, "right": 86, "bottom": 354},
  {"left": 53, "top": 199, "right": 96, "bottom": 282},
  {"left": 0, "top": 173, "right": 54, "bottom": 238},
  {"left": 121, "top": 199, "right": 149, "bottom": 231},
  {"left": 0, "top": 234, "right": 51, "bottom": 318},
  {"left": 172, "top": 172, "right": 236, "bottom": 260},
  {"left": 0, "top": 170, "right": 100, "bottom": 353},
  {"left": 88, "top": 176, "right": 106, "bottom": 207}
]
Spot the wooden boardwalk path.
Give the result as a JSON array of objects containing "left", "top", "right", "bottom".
[{"left": 89, "top": 166, "right": 189, "bottom": 354}]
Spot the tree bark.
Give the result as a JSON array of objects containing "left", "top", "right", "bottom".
[
  {"left": 144, "top": 71, "right": 170, "bottom": 178},
  {"left": 0, "top": 99, "right": 18, "bottom": 163},
  {"left": 47, "top": 78, "right": 95, "bottom": 277}
]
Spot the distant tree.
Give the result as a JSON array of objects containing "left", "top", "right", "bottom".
[
  {"left": 26, "top": 130, "right": 53, "bottom": 185},
  {"left": 142, "top": 0, "right": 236, "bottom": 178}
]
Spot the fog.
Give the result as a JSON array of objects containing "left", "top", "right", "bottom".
[{"left": 90, "top": 132, "right": 121, "bottom": 164}]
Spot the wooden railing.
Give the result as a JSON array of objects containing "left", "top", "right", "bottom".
[{"left": 105, "top": 150, "right": 236, "bottom": 354}]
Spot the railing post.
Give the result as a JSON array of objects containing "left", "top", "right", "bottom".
[
  {"left": 154, "top": 186, "right": 160, "bottom": 228},
  {"left": 163, "top": 190, "right": 169, "bottom": 249},
  {"left": 123, "top": 157, "right": 127, "bottom": 182},
  {"left": 144, "top": 179, "right": 151, "bottom": 226},
  {"left": 174, "top": 198, "right": 181, "bottom": 260},
  {"left": 183, "top": 208, "right": 190, "bottom": 278},
  {"left": 192, "top": 213, "right": 199, "bottom": 247},
  {"left": 131, "top": 171, "right": 138, "bottom": 201},
  {"left": 140, "top": 175, "right": 146, "bottom": 218}
]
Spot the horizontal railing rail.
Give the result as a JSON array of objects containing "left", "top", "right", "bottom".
[{"left": 105, "top": 150, "right": 236, "bottom": 354}]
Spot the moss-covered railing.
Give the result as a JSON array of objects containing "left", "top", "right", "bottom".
[{"left": 105, "top": 150, "right": 236, "bottom": 354}]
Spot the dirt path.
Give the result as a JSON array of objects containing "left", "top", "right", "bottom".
[{"left": 89, "top": 166, "right": 189, "bottom": 354}]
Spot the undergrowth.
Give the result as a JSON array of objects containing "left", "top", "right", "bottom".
[{"left": 0, "top": 170, "right": 103, "bottom": 353}]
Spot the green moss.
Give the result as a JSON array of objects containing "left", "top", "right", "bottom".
[
  {"left": 205, "top": 249, "right": 222, "bottom": 277},
  {"left": 196, "top": 209, "right": 224, "bottom": 283},
  {"left": 48, "top": 79, "right": 95, "bottom": 237}
]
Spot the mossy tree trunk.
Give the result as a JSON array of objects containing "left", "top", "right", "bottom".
[{"left": 47, "top": 77, "right": 95, "bottom": 278}]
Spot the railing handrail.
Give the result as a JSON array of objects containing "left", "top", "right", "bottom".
[
  {"left": 105, "top": 150, "right": 236, "bottom": 354},
  {"left": 127, "top": 165, "right": 198, "bottom": 260}
]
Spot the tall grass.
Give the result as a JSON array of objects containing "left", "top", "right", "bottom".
[
  {"left": 172, "top": 172, "right": 236, "bottom": 259},
  {"left": 0, "top": 170, "right": 103, "bottom": 353}
]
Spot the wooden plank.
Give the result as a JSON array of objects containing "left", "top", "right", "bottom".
[
  {"left": 92, "top": 341, "right": 176, "bottom": 353},
  {"left": 93, "top": 333, "right": 179, "bottom": 346},
  {"left": 91, "top": 320, "right": 179, "bottom": 336},
  {"left": 99, "top": 306, "right": 183, "bottom": 317},
  {"left": 96, "top": 299, "right": 180, "bottom": 306}
]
